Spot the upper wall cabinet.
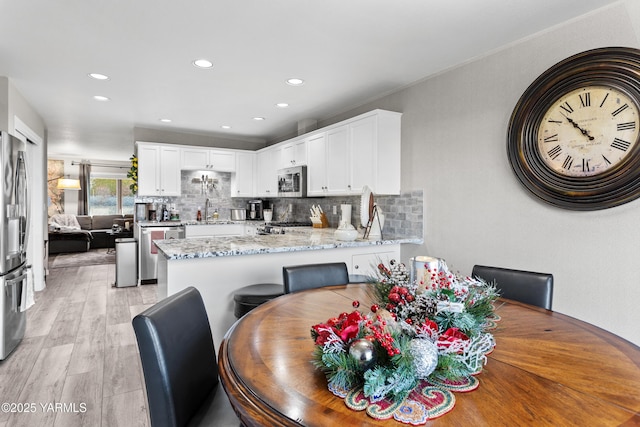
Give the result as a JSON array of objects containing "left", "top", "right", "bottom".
[
  {"left": 349, "top": 110, "right": 401, "bottom": 195},
  {"left": 279, "top": 138, "right": 307, "bottom": 169},
  {"left": 255, "top": 146, "right": 279, "bottom": 198},
  {"left": 136, "top": 142, "right": 181, "bottom": 197},
  {"left": 306, "top": 133, "right": 328, "bottom": 197},
  {"left": 135, "top": 109, "right": 400, "bottom": 199},
  {"left": 304, "top": 109, "right": 402, "bottom": 196},
  {"left": 326, "top": 125, "right": 351, "bottom": 195},
  {"left": 181, "top": 147, "right": 236, "bottom": 172},
  {"left": 231, "top": 151, "right": 255, "bottom": 198}
]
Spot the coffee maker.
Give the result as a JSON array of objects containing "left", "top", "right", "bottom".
[
  {"left": 246, "top": 200, "right": 264, "bottom": 220},
  {"left": 135, "top": 202, "right": 154, "bottom": 222}
]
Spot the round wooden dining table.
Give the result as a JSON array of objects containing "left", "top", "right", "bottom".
[{"left": 218, "top": 284, "right": 640, "bottom": 426}]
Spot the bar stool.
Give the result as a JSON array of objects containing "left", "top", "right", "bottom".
[{"left": 233, "top": 283, "right": 284, "bottom": 318}]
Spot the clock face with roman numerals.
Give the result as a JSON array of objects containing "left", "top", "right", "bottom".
[
  {"left": 537, "top": 86, "right": 639, "bottom": 177},
  {"left": 507, "top": 47, "right": 640, "bottom": 210}
]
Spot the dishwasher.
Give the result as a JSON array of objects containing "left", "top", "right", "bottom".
[{"left": 138, "top": 224, "right": 184, "bottom": 284}]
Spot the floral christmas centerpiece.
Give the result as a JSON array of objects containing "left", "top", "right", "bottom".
[{"left": 310, "top": 257, "right": 499, "bottom": 423}]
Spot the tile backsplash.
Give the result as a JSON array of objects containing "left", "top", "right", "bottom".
[
  {"left": 136, "top": 170, "right": 234, "bottom": 219},
  {"left": 260, "top": 191, "right": 423, "bottom": 238},
  {"left": 136, "top": 170, "right": 423, "bottom": 238}
]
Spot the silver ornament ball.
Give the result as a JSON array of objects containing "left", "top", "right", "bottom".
[
  {"left": 349, "top": 338, "right": 377, "bottom": 370},
  {"left": 409, "top": 338, "right": 438, "bottom": 378}
]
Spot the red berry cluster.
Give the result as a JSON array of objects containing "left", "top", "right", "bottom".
[
  {"left": 386, "top": 285, "right": 415, "bottom": 312},
  {"left": 428, "top": 268, "right": 454, "bottom": 290},
  {"left": 428, "top": 268, "right": 469, "bottom": 299},
  {"left": 363, "top": 316, "right": 399, "bottom": 357}
]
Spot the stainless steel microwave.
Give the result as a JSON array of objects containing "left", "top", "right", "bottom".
[{"left": 277, "top": 166, "right": 307, "bottom": 198}]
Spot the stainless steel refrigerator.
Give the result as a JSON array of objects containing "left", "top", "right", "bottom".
[{"left": 0, "top": 132, "right": 28, "bottom": 360}]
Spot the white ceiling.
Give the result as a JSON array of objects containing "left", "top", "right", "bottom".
[{"left": 0, "top": 0, "right": 618, "bottom": 161}]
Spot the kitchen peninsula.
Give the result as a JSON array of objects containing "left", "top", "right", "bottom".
[{"left": 154, "top": 228, "right": 422, "bottom": 345}]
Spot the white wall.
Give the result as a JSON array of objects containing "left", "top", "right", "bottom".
[{"left": 324, "top": 1, "right": 640, "bottom": 346}]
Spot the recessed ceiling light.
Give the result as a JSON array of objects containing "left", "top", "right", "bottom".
[
  {"left": 221, "top": 125, "right": 232, "bottom": 129},
  {"left": 93, "top": 95, "right": 110, "bottom": 101},
  {"left": 88, "top": 73, "right": 109, "bottom": 80},
  {"left": 276, "top": 103, "right": 289, "bottom": 108},
  {"left": 193, "top": 59, "right": 213, "bottom": 69},
  {"left": 159, "top": 118, "right": 172, "bottom": 123},
  {"left": 253, "top": 117, "right": 266, "bottom": 121},
  {"left": 286, "top": 78, "right": 304, "bottom": 86}
]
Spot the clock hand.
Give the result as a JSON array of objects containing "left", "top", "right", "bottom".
[{"left": 564, "top": 115, "right": 595, "bottom": 141}]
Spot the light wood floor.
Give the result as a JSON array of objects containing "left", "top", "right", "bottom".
[{"left": 0, "top": 256, "right": 240, "bottom": 427}]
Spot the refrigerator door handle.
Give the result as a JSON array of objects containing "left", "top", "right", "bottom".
[
  {"left": 15, "top": 151, "right": 29, "bottom": 256},
  {"left": 5, "top": 272, "right": 26, "bottom": 312}
]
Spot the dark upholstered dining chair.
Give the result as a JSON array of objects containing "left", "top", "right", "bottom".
[
  {"left": 132, "top": 287, "right": 233, "bottom": 427},
  {"left": 472, "top": 265, "right": 554, "bottom": 310},
  {"left": 283, "top": 262, "right": 350, "bottom": 294}
]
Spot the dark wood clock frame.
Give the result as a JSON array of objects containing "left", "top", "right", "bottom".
[{"left": 507, "top": 47, "right": 640, "bottom": 210}]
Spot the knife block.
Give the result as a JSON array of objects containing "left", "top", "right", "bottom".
[{"left": 312, "top": 213, "right": 330, "bottom": 228}]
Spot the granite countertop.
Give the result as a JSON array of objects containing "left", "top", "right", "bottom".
[
  {"left": 137, "top": 219, "right": 253, "bottom": 226},
  {"left": 153, "top": 228, "right": 423, "bottom": 260}
]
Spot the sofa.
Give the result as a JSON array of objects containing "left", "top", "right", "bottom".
[{"left": 48, "top": 214, "right": 134, "bottom": 254}]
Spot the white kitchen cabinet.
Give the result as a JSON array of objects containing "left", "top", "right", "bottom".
[
  {"left": 349, "top": 111, "right": 401, "bottom": 195},
  {"left": 210, "top": 151, "right": 236, "bottom": 172},
  {"left": 351, "top": 249, "right": 400, "bottom": 277},
  {"left": 349, "top": 116, "right": 376, "bottom": 194},
  {"left": 302, "top": 110, "right": 402, "bottom": 197},
  {"left": 244, "top": 223, "right": 257, "bottom": 236},
  {"left": 137, "top": 142, "right": 181, "bottom": 196},
  {"left": 180, "top": 147, "right": 208, "bottom": 170},
  {"left": 231, "top": 151, "right": 255, "bottom": 198},
  {"left": 280, "top": 138, "right": 307, "bottom": 168},
  {"left": 307, "top": 128, "right": 350, "bottom": 197},
  {"left": 137, "top": 144, "right": 158, "bottom": 196},
  {"left": 325, "top": 125, "right": 351, "bottom": 195},
  {"left": 307, "top": 125, "right": 352, "bottom": 197},
  {"left": 306, "top": 133, "right": 327, "bottom": 196},
  {"left": 255, "top": 146, "right": 278, "bottom": 197},
  {"left": 181, "top": 147, "right": 236, "bottom": 172}
]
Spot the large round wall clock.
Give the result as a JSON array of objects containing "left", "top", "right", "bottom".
[{"left": 507, "top": 47, "right": 640, "bottom": 210}]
